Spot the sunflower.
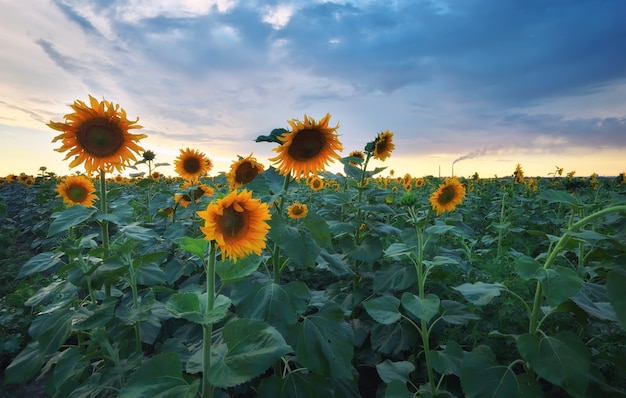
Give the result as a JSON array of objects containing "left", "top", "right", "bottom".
[
  {"left": 415, "top": 178, "right": 425, "bottom": 187},
  {"left": 151, "top": 171, "right": 161, "bottom": 181},
  {"left": 57, "top": 175, "right": 98, "bottom": 207},
  {"left": 287, "top": 202, "right": 308, "bottom": 219},
  {"left": 174, "top": 148, "right": 212, "bottom": 181},
  {"left": 372, "top": 129, "right": 395, "bottom": 161},
  {"left": 269, "top": 113, "right": 342, "bottom": 177},
  {"left": 348, "top": 150, "right": 365, "bottom": 166},
  {"left": 513, "top": 163, "right": 524, "bottom": 184},
  {"left": 49, "top": 95, "right": 146, "bottom": 174},
  {"left": 429, "top": 177, "right": 466, "bottom": 215},
  {"left": 175, "top": 181, "right": 215, "bottom": 207},
  {"left": 227, "top": 154, "right": 264, "bottom": 189},
  {"left": 308, "top": 176, "right": 324, "bottom": 191},
  {"left": 197, "top": 189, "right": 271, "bottom": 262}
]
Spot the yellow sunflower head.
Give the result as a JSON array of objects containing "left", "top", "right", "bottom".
[
  {"left": 308, "top": 176, "right": 324, "bottom": 191},
  {"left": 49, "top": 95, "right": 147, "bottom": 174},
  {"left": 175, "top": 181, "right": 214, "bottom": 207},
  {"left": 348, "top": 150, "right": 365, "bottom": 166},
  {"left": 227, "top": 154, "right": 265, "bottom": 189},
  {"left": 56, "top": 175, "right": 98, "bottom": 207},
  {"left": 174, "top": 148, "right": 212, "bottom": 181},
  {"left": 429, "top": 177, "right": 466, "bottom": 215},
  {"left": 269, "top": 113, "right": 343, "bottom": 177},
  {"left": 372, "top": 129, "right": 395, "bottom": 161},
  {"left": 415, "top": 178, "right": 425, "bottom": 187},
  {"left": 197, "top": 189, "right": 271, "bottom": 262},
  {"left": 287, "top": 202, "right": 308, "bottom": 219}
]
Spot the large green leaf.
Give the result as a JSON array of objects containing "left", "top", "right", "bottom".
[
  {"left": 119, "top": 353, "right": 199, "bottom": 398},
  {"left": 460, "top": 345, "right": 519, "bottom": 398},
  {"left": 18, "top": 251, "right": 64, "bottom": 278},
  {"left": 375, "top": 359, "right": 415, "bottom": 383},
  {"left": 440, "top": 300, "right": 480, "bottom": 325},
  {"left": 209, "top": 319, "right": 291, "bottom": 388},
  {"left": 257, "top": 373, "right": 337, "bottom": 398},
  {"left": 338, "top": 234, "right": 383, "bottom": 264},
  {"left": 430, "top": 340, "right": 465, "bottom": 376},
  {"left": 517, "top": 332, "right": 590, "bottom": 398},
  {"left": 363, "top": 295, "right": 401, "bottom": 325},
  {"left": 3, "top": 342, "right": 45, "bottom": 384},
  {"left": 174, "top": 237, "right": 208, "bottom": 259},
  {"left": 269, "top": 214, "right": 320, "bottom": 267},
  {"left": 538, "top": 189, "right": 581, "bottom": 208},
  {"left": 216, "top": 254, "right": 262, "bottom": 285},
  {"left": 384, "top": 380, "right": 414, "bottom": 398},
  {"left": 541, "top": 266, "right": 582, "bottom": 307},
  {"left": 304, "top": 212, "right": 331, "bottom": 248},
  {"left": 288, "top": 302, "right": 355, "bottom": 379},
  {"left": 47, "top": 205, "right": 96, "bottom": 236},
  {"left": 165, "top": 292, "right": 231, "bottom": 325},
  {"left": 373, "top": 263, "right": 417, "bottom": 293},
  {"left": 515, "top": 255, "right": 544, "bottom": 281},
  {"left": 232, "top": 280, "right": 309, "bottom": 335},
  {"left": 401, "top": 292, "right": 440, "bottom": 323},
  {"left": 607, "top": 263, "right": 626, "bottom": 330},
  {"left": 453, "top": 282, "right": 507, "bottom": 306}
]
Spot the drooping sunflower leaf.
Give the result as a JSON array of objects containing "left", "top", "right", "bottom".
[
  {"left": 119, "top": 353, "right": 199, "bottom": 398},
  {"left": 453, "top": 282, "right": 507, "bottom": 306},
  {"left": 47, "top": 205, "right": 96, "bottom": 236},
  {"left": 606, "top": 263, "right": 626, "bottom": 330},
  {"left": 18, "top": 251, "right": 64, "bottom": 278}
]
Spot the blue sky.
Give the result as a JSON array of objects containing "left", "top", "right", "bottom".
[{"left": 1, "top": 0, "right": 625, "bottom": 178}]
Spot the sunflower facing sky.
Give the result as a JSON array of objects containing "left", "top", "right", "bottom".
[
  {"left": 174, "top": 148, "right": 212, "bottom": 181},
  {"left": 429, "top": 177, "right": 466, "bottom": 215},
  {"left": 227, "top": 154, "right": 264, "bottom": 189},
  {"left": 270, "top": 113, "right": 343, "bottom": 178},
  {"left": 197, "top": 189, "right": 271, "bottom": 262},
  {"left": 56, "top": 175, "right": 98, "bottom": 207},
  {"left": 49, "top": 95, "right": 147, "bottom": 174},
  {"left": 372, "top": 129, "right": 395, "bottom": 161}
]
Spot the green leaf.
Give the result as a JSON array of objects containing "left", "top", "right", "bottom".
[
  {"left": 255, "top": 128, "right": 288, "bottom": 144},
  {"left": 383, "top": 242, "right": 416, "bottom": 258},
  {"left": 440, "top": 300, "right": 480, "bottom": 325},
  {"left": 269, "top": 215, "right": 320, "bottom": 267},
  {"left": 165, "top": 292, "right": 231, "bottom": 325},
  {"left": 119, "top": 353, "right": 199, "bottom": 398},
  {"left": 517, "top": 332, "right": 590, "bottom": 397},
  {"left": 119, "top": 223, "right": 160, "bottom": 241},
  {"left": 209, "top": 319, "right": 291, "bottom": 388},
  {"left": 71, "top": 300, "right": 116, "bottom": 331},
  {"left": 541, "top": 266, "right": 582, "bottom": 307},
  {"left": 48, "top": 205, "right": 96, "bottom": 236},
  {"left": 338, "top": 234, "right": 383, "bottom": 264},
  {"left": 430, "top": 340, "right": 465, "bottom": 376},
  {"left": 216, "top": 254, "right": 262, "bottom": 285},
  {"left": 257, "top": 374, "right": 335, "bottom": 398},
  {"left": 304, "top": 212, "right": 331, "bottom": 248},
  {"left": 3, "top": 342, "right": 44, "bottom": 384},
  {"left": 401, "top": 292, "right": 440, "bottom": 323},
  {"left": 460, "top": 345, "right": 519, "bottom": 398},
  {"left": 288, "top": 302, "right": 355, "bottom": 379},
  {"left": 607, "top": 263, "right": 626, "bottom": 330},
  {"left": 515, "top": 256, "right": 544, "bottom": 280},
  {"left": 538, "top": 189, "right": 581, "bottom": 209},
  {"left": 174, "top": 237, "right": 208, "bottom": 259},
  {"left": 374, "top": 263, "right": 417, "bottom": 293},
  {"left": 375, "top": 359, "right": 415, "bottom": 383},
  {"left": 385, "top": 380, "right": 414, "bottom": 398},
  {"left": 453, "top": 282, "right": 507, "bottom": 306},
  {"left": 363, "top": 295, "right": 401, "bottom": 325},
  {"left": 232, "top": 280, "right": 309, "bottom": 335},
  {"left": 18, "top": 251, "right": 64, "bottom": 278},
  {"left": 317, "top": 249, "right": 354, "bottom": 276}
]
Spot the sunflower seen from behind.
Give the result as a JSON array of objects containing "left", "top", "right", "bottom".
[
  {"left": 227, "top": 154, "right": 264, "bottom": 189},
  {"left": 174, "top": 148, "right": 212, "bottom": 181},
  {"left": 429, "top": 177, "right": 466, "bottom": 215},
  {"left": 57, "top": 175, "right": 98, "bottom": 207},
  {"left": 198, "top": 189, "right": 271, "bottom": 262},
  {"left": 49, "top": 95, "right": 146, "bottom": 174},
  {"left": 270, "top": 113, "right": 342, "bottom": 178}
]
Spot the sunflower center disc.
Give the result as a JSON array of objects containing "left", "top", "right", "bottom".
[
  {"left": 439, "top": 186, "right": 456, "bottom": 204},
  {"left": 221, "top": 206, "right": 246, "bottom": 237},
  {"left": 68, "top": 186, "right": 87, "bottom": 202},
  {"left": 78, "top": 120, "right": 125, "bottom": 157},
  {"left": 183, "top": 157, "right": 202, "bottom": 174},
  {"left": 235, "top": 162, "right": 257, "bottom": 184},
  {"left": 289, "top": 130, "right": 323, "bottom": 160}
]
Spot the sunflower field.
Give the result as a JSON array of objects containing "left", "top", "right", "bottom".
[{"left": 1, "top": 96, "right": 625, "bottom": 398}]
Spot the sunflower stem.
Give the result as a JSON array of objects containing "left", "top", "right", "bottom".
[
  {"left": 202, "top": 242, "right": 216, "bottom": 398},
  {"left": 98, "top": 170, "right": 110, "bottom": 258},
  {"left": 272, "top": 174, "right": 291, "bottom": 284}
]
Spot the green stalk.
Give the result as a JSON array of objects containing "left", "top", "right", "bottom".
[
  {"left": 528, "top": 204, "right": 626, "bottom": 334},
  {"left": 126, "top": 255, "right": 142, "bottom": 353},
  {"left": 272, "top": 174, "right": 291, "bottom": 285},
  {"left": 202, "top": 243, "right": 216, "bottom": 398},
  {"left": 99, "top": 169, "right": 110, "bottom": 257}
]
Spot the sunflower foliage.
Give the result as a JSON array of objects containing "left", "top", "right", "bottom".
[{"left": 2, "top": 107, "right": 626, "bottom": 398}]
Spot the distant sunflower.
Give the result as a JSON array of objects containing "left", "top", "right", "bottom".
[
  {"left": 227, "top": 154, "right": 264, "bottom": 189},
  {"left": 49, "top": 95, "right": 146, "bottom": 174},
  {"left": 372, "top": 129, "right": 395, "bottom": 161},
  {"left": 415, "top": 178, "right": 425, "bottom": 187},
  {"left": 270, "top": 113, "right": 342, "bottom": 177},
  {"left": 308, "top": 176, "right": 324, "bottom": 191},
  {"left": 174, "top": 148, "right": 212, "bottom": 181},
  {"left": 429, "top": 177, "right": 466, "bottom": 215},
  {"left": 348, "top": 150, "right": 365, "bottom": 166},
  {"left": 113, "top": 175, "right": 125, "bottom": 183},
  {"left": 287, "top": 202, "right": 308, "bottom": 219},
  {"left": 151, "top": 171, "right": 161, "bottom": 181},
  {"left": 198, "top": 189, "right": 271, "bottom": 262},
  {"left": 175, "top": 181, "right": 214, "bottom": 207},
  {"left": 57, "top": 175, "right": 98, "bottom": 207}
]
